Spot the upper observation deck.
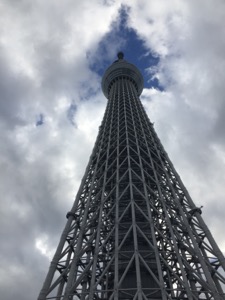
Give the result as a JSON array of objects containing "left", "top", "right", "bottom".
[{"left": 101, "top": 52, "right": 144, "bottom": 98}]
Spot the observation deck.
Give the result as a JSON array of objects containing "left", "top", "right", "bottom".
[{"left": 101, "top": 52, "right": 144, "bottom": 98}]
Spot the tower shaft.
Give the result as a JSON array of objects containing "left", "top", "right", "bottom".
[{"left": 38, "top": 55, "right": 225, "bottom": 300}]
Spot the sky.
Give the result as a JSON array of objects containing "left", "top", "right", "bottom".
[{"left": 0, "top": 1, "right": 225, "bottom": 299}]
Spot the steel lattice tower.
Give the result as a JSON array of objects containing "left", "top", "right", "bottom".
[{"left": 38, "top": 53, "right": 225, "bottom": 300}]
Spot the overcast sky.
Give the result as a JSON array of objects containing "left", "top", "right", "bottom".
[{"left": 1, "top": 1, "right": 225, "bottom": 299}]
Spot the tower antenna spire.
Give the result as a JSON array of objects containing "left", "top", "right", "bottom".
[{"left": 117, "top": 51, "right": 124, "bottom": 59}]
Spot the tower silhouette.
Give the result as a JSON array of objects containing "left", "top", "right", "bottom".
[{"left": 38, "top": 53, "right": 225, "bottom": 300}]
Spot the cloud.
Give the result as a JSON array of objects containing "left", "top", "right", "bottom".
[{"left": 1, "top": 1, "right": 225, "bottom": 299}]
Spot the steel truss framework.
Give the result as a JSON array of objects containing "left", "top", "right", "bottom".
[{"left": 38, "top": 55, "right": 225, "bottom": 300}]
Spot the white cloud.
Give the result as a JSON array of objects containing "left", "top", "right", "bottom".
[{"left": 35, "top": 234, "right": 55, "bottom": 260}]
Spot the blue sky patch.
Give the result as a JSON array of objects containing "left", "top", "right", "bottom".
[
  {"left": 89, "top": 6, "right": 164, "bottom": 91},
  {"left": 67, "top": 103, "right": 77, "bottom": 126},
  {"left": 36, "top": 113, "right": 44, "bottom": 126}
]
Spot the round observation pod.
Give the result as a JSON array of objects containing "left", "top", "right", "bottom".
[{"left": 101, "top": 52, "right": 144, "bottom": 99}]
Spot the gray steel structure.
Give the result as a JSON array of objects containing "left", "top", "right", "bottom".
[{"left": 38, "top": 53, "right": 225, "bottom": 300}]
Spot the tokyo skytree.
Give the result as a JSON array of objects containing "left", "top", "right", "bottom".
[{"left": 38, "top": 52, "right": 225, "bottom": 300}]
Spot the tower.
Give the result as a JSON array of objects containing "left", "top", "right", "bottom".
[{"left": 38, "top": 53, "right": 225, "bottom": 300}]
